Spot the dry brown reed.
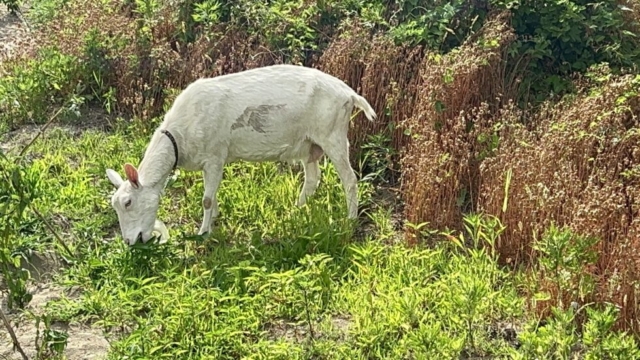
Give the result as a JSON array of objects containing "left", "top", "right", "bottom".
[
  {"left": 317, "top": 21, "right": 424, "bottom": 174},
  {"left": 357, "top": 37, "right": 424, "bottom": 162},
  {"left": 317, "top": 22, "right": 375, "bottom": 162},
  {"left": 478, "top": 67, "right": 640, "bottom": 334},
  {"left": 399, "top": 11, "right": 516, "bottom": 242}
]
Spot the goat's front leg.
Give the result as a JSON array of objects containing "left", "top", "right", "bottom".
[{"left": 199, "top": 164, "right": 223, "bottom": 236}]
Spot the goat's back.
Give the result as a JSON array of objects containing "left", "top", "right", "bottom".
[{"left": 162, "top": 65, "right": 359, "bottom": 165}]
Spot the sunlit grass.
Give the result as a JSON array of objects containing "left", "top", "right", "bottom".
[
  {"left": 3, "top": 122, "right": 638, "bottom": 359},
  {"left": 18, "top": 123, "right": 517, "bottom": 358}
]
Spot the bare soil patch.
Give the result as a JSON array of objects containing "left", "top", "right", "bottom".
[
  {"left": 0, "top": 106, "right": 116, "bottom": 155},
  {"left": 0, "top": 4, "right": 33, "bottom": 63},
  {"left": 265, "top": 315, "right": 353, "bottom": 344},
  {"left": 1, "top": 251, "right": 110, "bottom": 360}
]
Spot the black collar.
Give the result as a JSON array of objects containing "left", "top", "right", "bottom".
[{"left": 161, "top": 129, "right": 179, "bottom": 171}]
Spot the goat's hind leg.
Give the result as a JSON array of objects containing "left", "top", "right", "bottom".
[
  {"left": 297, "top": 143, "right": 323, "bottom": 207},
  {"left": 199, "top": 162, "right": 223, "bottom": 236},
  {"left": 316, "top": 136, "right": 358, "bottom": 219}
]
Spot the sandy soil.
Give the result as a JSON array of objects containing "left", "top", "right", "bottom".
[
  {"left": 0, "top": 252, "right": 110, "bottom": 360},
  {"left": 0, "top": 4, "right": 32, "bottom": 62}
]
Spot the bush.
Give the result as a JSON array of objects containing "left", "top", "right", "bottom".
[
  {"left": 0, "top": 47, "right": 85, "bottom": 129},
  {"left": 0, "top": 152, "right": 41, "bottom": 309},
  {"left": 492, "top": 0, "right": 640, "bottom": 103}
]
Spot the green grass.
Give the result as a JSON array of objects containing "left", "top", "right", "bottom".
[
  {"left": 3, "top": 119, "right": 636, "bottom": 359},
  {"left": 6, "top": 121, "right": 518, "bottom": 358}
]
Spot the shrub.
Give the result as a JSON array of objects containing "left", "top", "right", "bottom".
[
  {"left": 0, "top": 152, "right": 41, "bottom": 309},
  {"left": 479, "top": 67, "right": 640, "bottom": 334},
  {"left": 388, "top": 0, "right": 489, "bottom": 51},
  {"left": 531, "top": 225, "right": 599, "bottom": 314},
  {"left": 513, "top": 304, "right": 640, "bottom": 359},
  {"left": 492, "top": 0, "right": 640, "bottom": 104},
  {"left": 0, "top": 47, "right": 85, "bottom": 129},
  {"left": 400, "top": 11, "right": 515, "bottom": 241}
]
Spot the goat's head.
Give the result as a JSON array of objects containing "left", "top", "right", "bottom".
[{"left": 105, "top": 163, "right": 169, "bottom": 246}]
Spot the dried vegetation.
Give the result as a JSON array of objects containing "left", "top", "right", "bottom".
[
  {"left": 320, "top": 10, "right": 640, "bottom": 336},
  {"left": 318, "top": 21, "right": 424, "bottom": 171},
  {"left": 400, "top": 11, "right": 516, "bottom": 237},
  {"left": 480, "top": 68, "right": 640, "bottom": 333}
]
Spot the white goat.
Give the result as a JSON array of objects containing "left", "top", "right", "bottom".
[{"left": 105, "top": 64, "right": 377, "bottom": 245}]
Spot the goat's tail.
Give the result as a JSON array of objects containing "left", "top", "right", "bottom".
[{"left": 352, "top": 94, "right": 377, "bottom": 121}]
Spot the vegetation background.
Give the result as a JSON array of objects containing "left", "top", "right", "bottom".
[{"left": 0, "top": 0, "right": 639, "bottom": 358}]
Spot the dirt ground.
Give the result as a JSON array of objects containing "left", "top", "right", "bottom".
[
  {"left": 1, "top": 4, "right": 111, "bottom": 360},
  {"left": 1, "top": 284, "right": 110, "bottom": 360},
  {"left": 0, "top": 4, "right": 32, "bottom": 62},
  {"left": 0, "top": 252, "right": 110, "bottom": 360}
]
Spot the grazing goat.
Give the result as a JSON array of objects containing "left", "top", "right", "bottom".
[{"left": 105, "top": 64, "right": 377, "bottom": 245}]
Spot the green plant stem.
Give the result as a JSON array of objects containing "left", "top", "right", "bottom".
[
  {"left": 29, "top": 204, "right": 75, "bottom": 260},
  {"left": 17, "top": 105, "right": 65, "bottom": 159},
  {"left": 0, "top": 308, "right": 29, "bottom": 360},
  {"left": 301, "top": 286, "right": 315, "bottom": 341}
]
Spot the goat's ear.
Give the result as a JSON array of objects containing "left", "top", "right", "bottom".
[
  {"left": 106, "top": 168, "right": 124, "bottom": 188},
  {"left": 123, "top": 163, "right": 140, "bottom": 189}
]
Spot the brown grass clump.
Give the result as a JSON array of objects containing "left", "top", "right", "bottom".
[
  {"left": 317, "top": 22, "right": 374, "bottom": 161},
  {"left": 479, "top": 66, "right": 640, "bottom": 334},
  {"left": 317, "top": 22, "right": 424, "bottom": 173},
  {"left": 356, "top": 36, "right": 424, "bottom": 165},
  {"left": 13, "top": 0, "right": 281, "bottom": 120},
  {"left": 399, "top": 11, "right": 516, "bottom": 242},
  {"left": 317, "top": 21, "right": 372, "bottom": 105}
]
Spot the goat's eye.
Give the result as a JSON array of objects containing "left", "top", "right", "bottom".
[{"left": 124, "top": 199, "right": 132, "bottom": 208}]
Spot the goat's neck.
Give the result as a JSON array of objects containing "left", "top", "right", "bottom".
[{"left": 137, "top": 130, "right": 176, "bottom": 191}]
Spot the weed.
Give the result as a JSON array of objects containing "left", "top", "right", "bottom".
[
  {"left": 0, "top": 152, "right": 42, "bottom": 309},
  {"left": 357, "top": 132, "right": 397, "bottom": 184},
  {"left": 401, "top": 11, "right": 515, "bottom": 237},
  {"left": 33, "top": 312, "right": 69, "bottom": 359},
  {"left": 515, "top": 307, "right": 580, "bottom": 359},
  {"left": 582, "top": 304, "right": 640, "bottom": 360},
  {"left": 533, "top": 224, "right": 599, "bottom": 309},
  {"left": 479, "top": 69, "right": 640, "bottom": 334}
]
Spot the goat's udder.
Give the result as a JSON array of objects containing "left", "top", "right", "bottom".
[{"left": 308, "top": 144, "right": 324, "bottom": 163}]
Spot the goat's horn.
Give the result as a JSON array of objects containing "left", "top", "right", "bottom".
[{"left": 153, "top": 219, "right": 169, "bottom": 244}]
